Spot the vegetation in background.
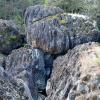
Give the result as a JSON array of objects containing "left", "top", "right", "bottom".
[
  {"left": 48, "top": 0, "right": 84, "bottom": 13},
  {"left": 0, "top": 0, "right": 100, "bottom": 32},
  {"left": 48, "top": 0, "right": 100, "bottom": 15},
  {"left": 44, "top": 0, "right": 49, "bottom": 5}
]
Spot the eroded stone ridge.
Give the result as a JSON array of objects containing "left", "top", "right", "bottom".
[
  {"left": 0, "top": 47, "right": 50, "bottom": 100},
  {"left": 0, "top": 45, "right": 53, "bottom": 100},
  {"left": 46, "top": 42, "right": 100, "bottom": 100}
]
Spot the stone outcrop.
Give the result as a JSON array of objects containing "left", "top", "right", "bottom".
[
  {"left": 0, "top": 5, "right": 100, "bottom": 100},
  {"left": 0, "top": 47, "right": 53, "bottom": 99},
  {"left": 0, "top": 71, "right": 38, "bottom": 100},
  {"left": 5, "top": 47, "right": 46, "bottom": 91},
  {"left": 0, "top": 19, "right": 25, "bottom": 55},
  {"left": 0, "top": 47, "right": 52, "bottom": 100},
  {"left": 46, "top": 42, "right": 100, "bottom": 100},
  {"left": 25, "top": 5, "right": 100, "bottom": 54}
]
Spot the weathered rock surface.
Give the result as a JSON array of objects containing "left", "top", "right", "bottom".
[
  {"left": 25, "top": 5, "right": 100, "bottom": 54},
  {"left": 0, "top": 47, "right": 51, "bottom": 100},
  {"left": 5, "top": 47, "right": 46, "bottom": 91},
  {"left": 46, "top": 42, "right": 100, "bottom": 100},
  {"left": 24, "top": 5, "right": 64, "bottom": 25},
  {"left": 0, "top": 71, "right": 38, "bottom": 100},
  {"left": 0, "top": 19, "right": 25, "bottom": 55},
  {"left": 1, "top": 5, "right": 100, "bottom": 100}
]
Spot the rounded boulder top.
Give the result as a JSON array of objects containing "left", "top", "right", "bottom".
[{"left": 24, "top": 5, "right": 64, "bottom": 25}]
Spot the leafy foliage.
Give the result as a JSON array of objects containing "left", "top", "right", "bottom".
[
  {"left": 96, "top": 60, "right": 100, "bottom": 67},
  {"left": 44, "top": 0, "right": 49, "bottom": 5},
  {"left": 48, "top": 0, "right": 100, "bottom": 15}
]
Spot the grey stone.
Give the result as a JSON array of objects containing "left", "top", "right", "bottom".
[
  {"left": 25, "top": 5, "right": 100, "bottom": 54},
  {"left": 0, "top": 19, "right": 25, "bottom": 55},
  {"left": 46, "top": 42, "right": 100, "bottom": 100}
]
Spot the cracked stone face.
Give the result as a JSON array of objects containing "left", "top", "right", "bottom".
[
  {"left": 46, "top": 42, "right": 100, "bottom": 100},
  {"left": 25, "top": 5, "right": 100, "bottom": 54}
]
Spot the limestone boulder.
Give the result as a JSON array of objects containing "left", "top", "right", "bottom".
[
  {"left": 25, "top": 5, "right": 100, "bottom": 54},
  {"left": 46, "top": 42, "right": 100, "bottom": 100}
]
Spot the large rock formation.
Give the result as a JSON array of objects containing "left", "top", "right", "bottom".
[
  {"left": 0, "top": 47, "right": 51, "bottom": 100},
  {"left": 0, "top": 5, "right": 100, "bottom": 100},
  {"left": 5, "top": 47, "right": 46, "bottom": 91},
  {"left": 25, "top": 5, "right": 100, "bottom": 54},
  {"left": 0, "top": 19, "right": 25, "bottom": 55},
  {"left": 46, "top": 42, "right": 100, "bottom": 100}
]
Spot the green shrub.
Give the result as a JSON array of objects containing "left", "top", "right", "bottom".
[
  {"left": 44, "top": 0, "right": 48, "bottom": 5},
  {"left": 9, "top": 36, "right": 17, "bottom": 41},
  {"left": 96, "top": 60, "right": 100, "bottom": 67}
]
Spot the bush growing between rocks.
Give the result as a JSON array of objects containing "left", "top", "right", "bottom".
[{"left": 96, "top": 60, "right": 100, "bottom": 67}]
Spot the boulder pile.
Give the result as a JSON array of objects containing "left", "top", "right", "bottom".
[{"left": 0, "top": 5, "right": 100, "bottom": 100}]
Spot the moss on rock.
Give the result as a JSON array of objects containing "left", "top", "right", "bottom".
[{"left": 0, "top": 19, "right": 25, "bottom": 55}]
